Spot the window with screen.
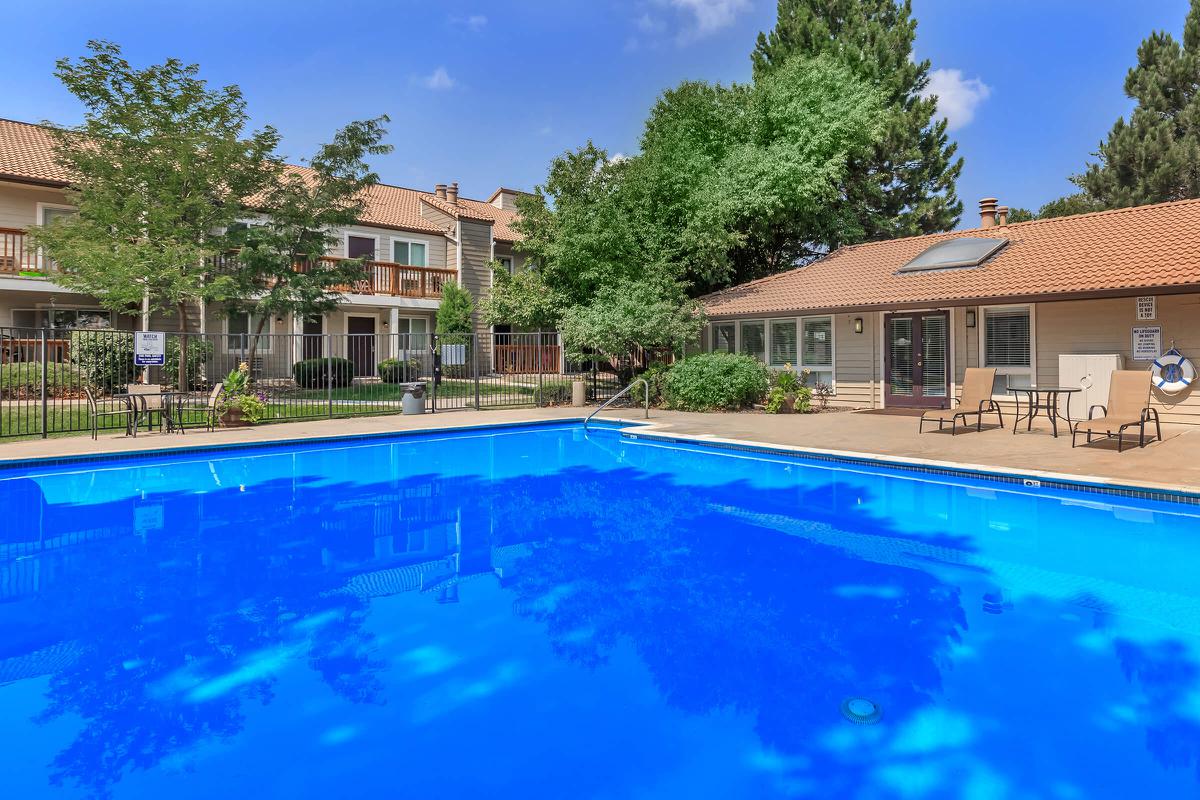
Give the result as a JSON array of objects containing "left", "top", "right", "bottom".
[
  {"left": 769, "top": 319, "right": 797, "bottom": 366},
  {"left": 800, "top": 316, "right": 834, "bottom": 389},
  {"left": 740, "top": 321, "right": 765, "bottom": 361},
  {"left": 227, "top": 312, "right": 272, "bottom": 352},
  {"left": 983, "top": 307, "right": 1032, "bottom": 391},
  {"left": 711, "top": 323, "right": 735, "bottom": 353}
]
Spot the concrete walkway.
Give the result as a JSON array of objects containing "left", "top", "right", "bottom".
[{"left": 0, "top": 406, "right": 1195, "bottom": 494}]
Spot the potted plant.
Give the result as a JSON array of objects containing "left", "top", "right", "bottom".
[{"left": 219, "top": 363, "right": 268, "bottom": 427}]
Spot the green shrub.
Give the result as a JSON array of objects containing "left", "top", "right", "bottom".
[
  {"left": 663, "top": 352, "right": 768, "bottom": 412},
  {"left": 164, "top": 336, "right": 214, "bottom": 390},
  {"left": 378, "top": 357, "right": 423, "bottom": 384},
  {"left": 772, "top": 365, "right": 804, "bottom": 393},
  {"left": 765, "top": 385, "right": 813, "bottom": 414},
  {"left": 292, "top": 357, "right": 354, "bottom": 388},
  {"left": 533, "top": 378, "right": 575, "bottom": 407},
  {"left": 70, "top": 330, "right": 137, "bottom": 391},
  {"left": 0, "top": 362, "right": 87, "bottom": 399}
]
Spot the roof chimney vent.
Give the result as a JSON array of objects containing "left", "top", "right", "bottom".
[
  {"left": 996, "top": 205, "right": 1009, "bottom": 226},
  {"left": 435, "top": 183, "right": 447, "bottom": 199},
  {"left": 979, "top": 198, "right": 998, "bottom": 229},
  {"left": 447, "top": 182, "right": 459, "bottom": 206}
]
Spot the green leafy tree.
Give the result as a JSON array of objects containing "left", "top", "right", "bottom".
[
  {"left": 752, "top": 0, "right": 964, "bottom": 248},
  {"left": 1036, "top": 193, "right": 1104, "bottom": 219},
  {"left": 1074, "top": 0, "right": 1200, "bottom": 207},
  {"left": 1005, "top": 207, "right": 1036, "bottom": 224},
  {"left": 509, "top": 55, "right": 881, "bottom": 305},
  {"left": 436, "top": 280, "right": 475, "bottom": 338},
  {"left": 226, "top": 117, "right": 393, "bottom": 368},
  {"left": 557, "top": 279, "right": 705, "bottom": 367},
  {"left": 480, "top": 262, "right": 566, "bottom": 330},
  {"left": 30, "top": 41, "right": 281, "bottom": 389}
]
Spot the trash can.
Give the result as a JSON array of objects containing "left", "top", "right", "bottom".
[{"left": 400, "top": 382, "right": 426, "bottom": 415}]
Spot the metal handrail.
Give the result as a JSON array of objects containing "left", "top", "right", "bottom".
[{"left": 584, "top": 378, "right": 649, "bottom": 431}]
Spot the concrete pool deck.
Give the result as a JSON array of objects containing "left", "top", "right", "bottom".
[{"left": 1, "top": 406, "right": 1196, "bottom": 495}]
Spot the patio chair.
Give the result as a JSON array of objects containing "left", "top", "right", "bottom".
[
  {"left": 126, "top": 383, "right": 164, "bottom": 432},
  {"left": 83, "top": 386, "right": 137, "bottom": 440},
  {"left": 918, "top": 367, "right": 1004, "bottom": 434},
  {"left": 199, "top": 382, "right": 224, "bottom": 432},
  {"left": 1071, "top": 370, "right": 1161, "bottom": 452}
]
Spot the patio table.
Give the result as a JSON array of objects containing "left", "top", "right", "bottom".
[
  {"left": 114, "top": 391, "right": 194, "bottom": 434},
  {"left": 1007, "top": 386, "right": 1080, "bottom": 438}
]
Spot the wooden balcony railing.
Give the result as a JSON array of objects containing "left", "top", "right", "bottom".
[
  {"left": 0, "top": 227, "right": 42, "bottom": 275},
  {"left": 305, "top": 256, "right": 456, "bottom": 299}
]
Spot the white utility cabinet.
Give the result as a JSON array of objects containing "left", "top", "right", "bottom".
[{"left": 1058, "top": 354, "right": 1124, "bottom": 420}]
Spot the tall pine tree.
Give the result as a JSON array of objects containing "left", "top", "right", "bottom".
[
  {"left": 752, "top": 0, "right": 962, "bottom": 252},
  {"left": 1075, "top": 0, "right": 1200, "bottom": 207}
]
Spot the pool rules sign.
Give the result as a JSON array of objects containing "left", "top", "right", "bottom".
[{"left": 134, "top": 331, "right": 167, "bottom": 366}]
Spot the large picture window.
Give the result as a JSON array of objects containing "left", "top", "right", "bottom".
[
  {"left": 12, "top": 308, "right": 110, "bottom": 330},
  {"left": 982, "top": 306, "right": 1033, "bottom": 390}
]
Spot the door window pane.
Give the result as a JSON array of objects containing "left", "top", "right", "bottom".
[
  {"left": 394, "top": 241, "right": 428, "bottom": 267},
  {"left": 711, "top": 323, "right": 735, "bottom": 353},
  {"left": 740, "top": 322, "right": 765, "bottom": 361},
  {"left": 921, "top": 315, "right": 948, "bottom": 398},
  {"left": 227, "top": 312, "right": 270, "bottom": 352},
  {"left": 889, "top": 317, "right": 914, "bottom": 396},
  {"left": 769, "top": 320, "right": 797, "bottom": 366},
  {"left": 410, "top": 242, "right": 427, "bottom": 267}
]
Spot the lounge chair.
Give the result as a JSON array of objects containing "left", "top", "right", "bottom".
[
  {"left": 1071, "top": 370, "right": 1161, "bottom": 452},
  {"left": 83, "top": 386, "right": 137, "bottom": 439},
  {"left": 918, "top": 367, "right": 1004, "bottom": 434}
]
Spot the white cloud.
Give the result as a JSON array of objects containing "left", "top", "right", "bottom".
[
  {"left": 451, "top": 14, "right": 487, "bottom": 32},
  {"left": 419, "top": 67, "right": 456, "bottom": 91},
  {"left": 667, "top": 0, "right": 750, "bottom": 40},
  {"left": 921, "top": 68, "right": 991, "bottom": 131},
  {"left": 636, "top": 13, "right": 665, "bottom": 34}
]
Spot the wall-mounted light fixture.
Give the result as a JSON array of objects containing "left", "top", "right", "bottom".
[
  {"left": 965, "top": 309, "right": 977, "bottom": 328},
  {"left": 853, "top": 317, "right": 864, "bottom": 334}
]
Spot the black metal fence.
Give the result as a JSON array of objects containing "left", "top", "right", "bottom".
[{"left": 0, "top": 327, "right": 623, "bottom": 440}]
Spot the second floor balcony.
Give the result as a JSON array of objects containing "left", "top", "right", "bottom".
[{"left": 1, "top": 228, "right": 456, "bottom": 300}]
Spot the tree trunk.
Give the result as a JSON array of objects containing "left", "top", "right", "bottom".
[
  {"left": 177, "top": 301, "right": 190, "bottom": 391},
  {"left": 245, "top": 313, "right": 270, "bottom": 384}
]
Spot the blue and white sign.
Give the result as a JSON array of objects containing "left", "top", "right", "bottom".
[{"left": 134, "top": 331, "right": 167, "bottom": 366}]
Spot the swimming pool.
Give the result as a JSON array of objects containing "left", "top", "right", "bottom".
[{"left": 2, "top": 420, "right": 1200, "bottom": 798}]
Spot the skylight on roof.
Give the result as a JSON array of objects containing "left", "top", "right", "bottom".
[{"left": 898, "top": 237, "right": 1008, "bottom": 273}]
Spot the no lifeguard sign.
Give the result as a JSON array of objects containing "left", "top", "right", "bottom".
[{"left": 134, "top": 331, "right": 167, "bottom": 366}]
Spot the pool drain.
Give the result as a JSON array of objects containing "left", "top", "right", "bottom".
[{"left": 840, "top": 697, "right": 883, "bottom": 725}]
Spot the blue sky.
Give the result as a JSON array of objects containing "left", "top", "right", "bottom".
[{"left": 0, "top": 1, "right": 1192, "bottom": 226}]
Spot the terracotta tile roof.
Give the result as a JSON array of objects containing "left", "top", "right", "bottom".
[
  {"left": 0, "top": 117, "right": 521, "bottom": 241},
  {"left": 702, "top": 197, "right": 1200, "bottom": 317},
  {"left": 0, "top": 118, "right": 67, "bottom": 184}
]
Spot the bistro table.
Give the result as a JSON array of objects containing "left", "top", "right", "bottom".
[
  {"left": 1007, "top": 386, "right": 1081, "bottom": 438},
  {"left": 113, "top": 390, "right": 194, "bottom": 434}
]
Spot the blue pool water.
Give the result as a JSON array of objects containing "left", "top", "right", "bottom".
[{"left": 3, "top": 421, "right": 1200, "bottom": 799}]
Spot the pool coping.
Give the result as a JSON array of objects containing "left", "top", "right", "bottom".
[
  {"left": 621, "top": 421, "right": 1200, "bottom": 506},
  {"left": 1, "top": 413, "right": 1196, "bottom": 506}
]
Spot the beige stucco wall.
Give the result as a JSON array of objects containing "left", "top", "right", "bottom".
[{"left": 0, "top": 181, "right": 70, "bottom": 231}]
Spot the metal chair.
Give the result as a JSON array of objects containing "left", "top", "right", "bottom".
[{"left": 83, "top": 386, "right": 137, "bottom": 439}]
